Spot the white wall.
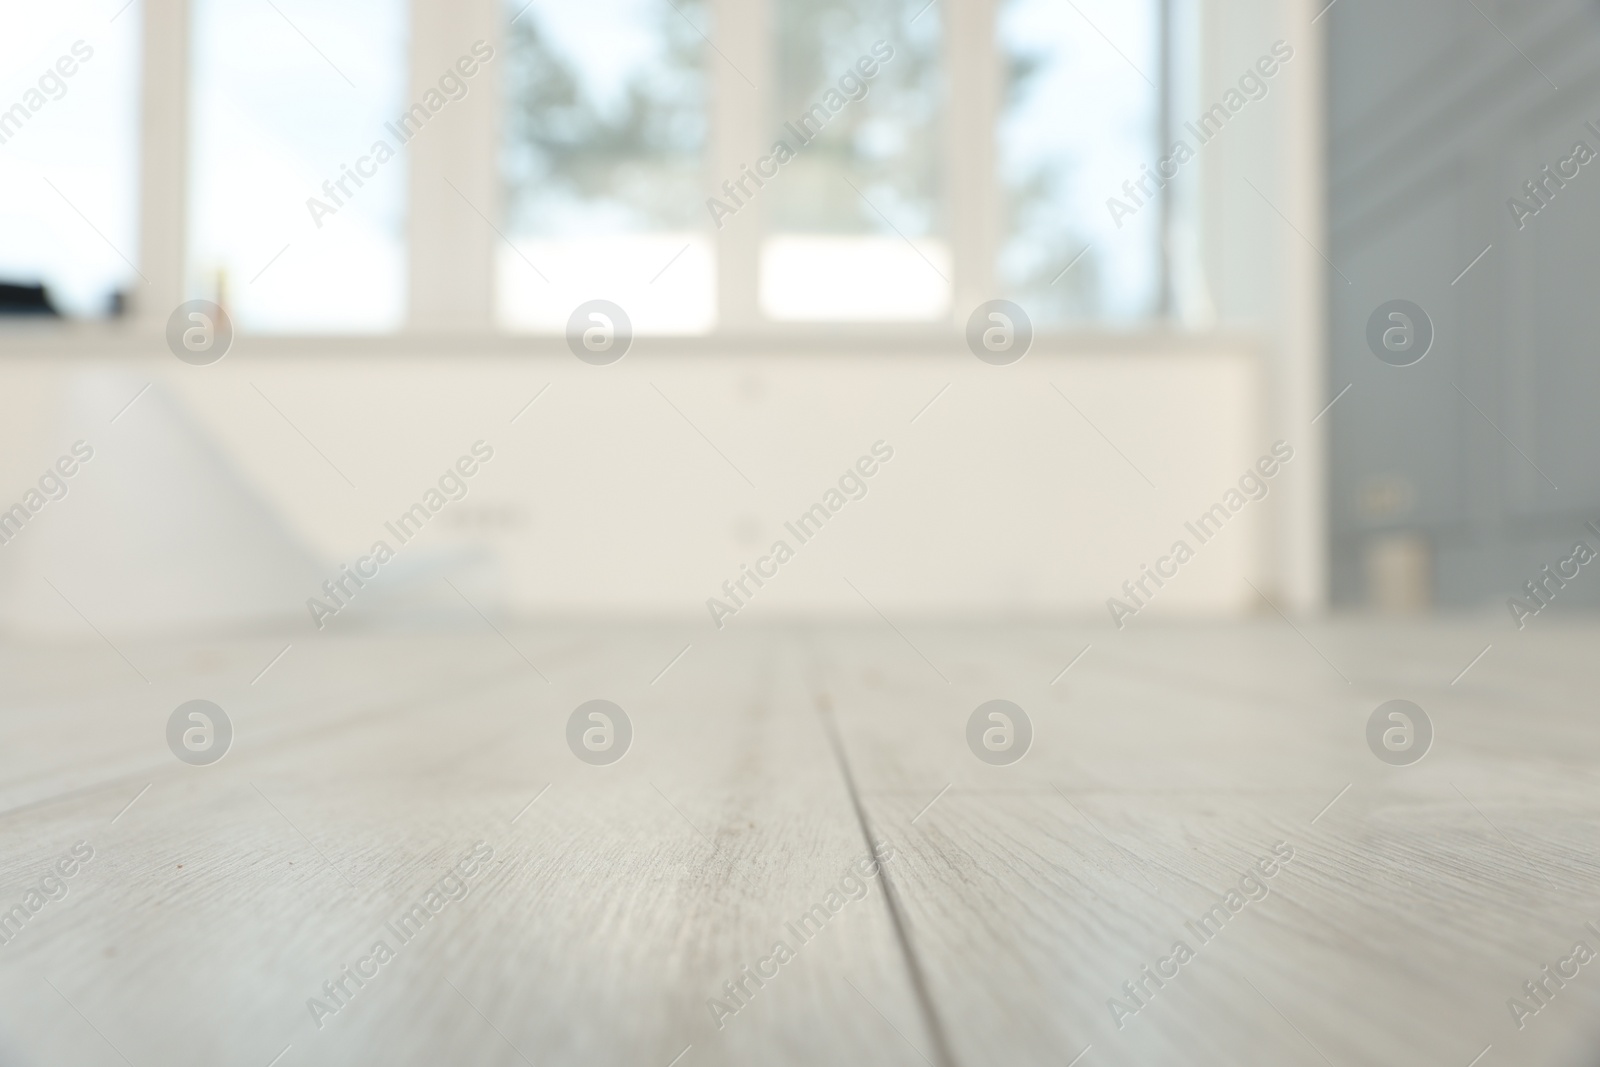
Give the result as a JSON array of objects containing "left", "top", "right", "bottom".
[{"left": 1197, "top": 0, "right": 1329, "bottom": 611}]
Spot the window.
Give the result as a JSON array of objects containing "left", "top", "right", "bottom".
[
  {"left": 761, "top": 0, "right": 946, "bottom": 322},
  {"left": 0, "top": 1, "right": 140, "bottom": 318},
  {"left": 493, "top": 0, "right": 1178, "bottom": 334},
  {"left": 998, "top": 0, "right": 1164, "bottom": 324},
  {"left": 498, "top": 0, "right": 712, "bottom": 334},
  {"left": 18, "top": 0, "right": 1186, "bottom": 334},
  {"left": 189, "top": 0, "right": 407, "bottom": 332}
]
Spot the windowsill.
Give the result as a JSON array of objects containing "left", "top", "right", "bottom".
[{"left": 0, "top": 319, "right": 1255, "bottom": 359}]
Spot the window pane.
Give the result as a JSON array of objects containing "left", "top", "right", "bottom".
[
  {"left": 762, "top": 0, "right": 945, "bottom": 322},
  {"left": 190, "top": 0, "right": 407, "bottom": 332},
  {"left": 0, "top": 1, "right": 140, "bottom": 318},
  {"left": 499, "top": 0, "right": 711, "bottom": 334},
  {"left": 999, "top": 0, "right": 1161, "bottom": 325}
]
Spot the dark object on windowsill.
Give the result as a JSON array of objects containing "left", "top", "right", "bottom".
[{"left": 0, "top": 282, "right": 60, "bottom": 316}]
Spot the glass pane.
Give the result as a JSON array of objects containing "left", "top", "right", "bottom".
[
  {"left": 190, "top": 0, "right": 407, "bottom": 332},
  {"left": 0, "top": 1, "right": 140, "bottom": 319},
  {"left": 499, "top": 0, "right": 711, "bottom": 334},
  {"left": 762, "top": 0, "right": 945, "bottom": 322},
  {"left": 999, "top": 0, "right": 1161, "bottom": 325}
]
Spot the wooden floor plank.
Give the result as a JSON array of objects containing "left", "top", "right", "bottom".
[
  {"left": 0, "top": 626, "right": 934, "bottom": 1067},
  {"left": 811, "top": 620, "right": 1600, "bottom": 1067}
]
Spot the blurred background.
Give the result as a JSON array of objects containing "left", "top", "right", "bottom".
[
  {"left": 10, "top": 4, "right": 1600, "bottom": 1067},
  {"left": 0, "top": 0, "right": 1594, "bottom": 633}
]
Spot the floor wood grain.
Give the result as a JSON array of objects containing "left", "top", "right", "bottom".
[{"left": 1, "top": 621, "right": 1597, "bottom": 1066}]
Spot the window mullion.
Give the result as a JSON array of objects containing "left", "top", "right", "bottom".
[
  {"left": 407, "top": 0, "right": 499, "bottom": 333},
  {"left": 944, "top": 0, "right": 999, "bottom": 323},
  {"left": 709, "top": 0, "right": 769, "bottom": 333},
  {"left": 139, "top": 0, "right": 190, "bottom": 325}
]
